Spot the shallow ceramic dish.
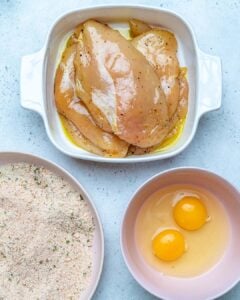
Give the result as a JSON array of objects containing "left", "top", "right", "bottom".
[
  {"left": 121, "top": 168, "right": 240, "bottom": 300},
  {"left": 0, "top": 152, "right": 104, "bottom": 300},
  {"left": 20, "top": 5, "right": 222, "bottom": 163}
]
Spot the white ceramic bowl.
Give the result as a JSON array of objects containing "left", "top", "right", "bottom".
[
  {"left": 20, "top": 5, "right": 222, "bottom": 163},
  {"left": 0, "top": 152, "right": 104, "bottom": 300},
  {"left": 121, "top": 168, "right": 240, "bottom": 300}
]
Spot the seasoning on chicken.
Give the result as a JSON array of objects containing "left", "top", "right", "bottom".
[
  {"left": 74, "top": 20, "right": 170, "bottom": 148},
  {"left": 132, "top": 28, "right": 182, "bottom": 119},
  {"left": 54, "top": 44, "right": 129, "bottom": 157}
]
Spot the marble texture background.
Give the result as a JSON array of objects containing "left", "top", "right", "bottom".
[{"left": 0, "top": 0, "right": 240, "bottom": 299}]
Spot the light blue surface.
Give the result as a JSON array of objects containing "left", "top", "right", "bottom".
[{"left": 0, "top": 0, "right": 240, "bottom": 299}]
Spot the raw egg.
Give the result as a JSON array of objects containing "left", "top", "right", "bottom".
[
  {"left": 135, "top": 184, "right": 229, "bottom": 277},
  {"left": 173, "top": 196, "right": 208, "bottom": 231},
  {"left": 152, "top": 229, "right": 185, "bottom": 261}
]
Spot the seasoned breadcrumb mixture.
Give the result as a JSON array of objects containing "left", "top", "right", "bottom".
[{"left": 0, "top": 163, "right": 95, "bottom": 299}]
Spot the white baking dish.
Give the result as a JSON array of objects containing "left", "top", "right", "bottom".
[
  {"left": 0, "top": 152, "right": 104, "bottom": 299},
  {"left": 20, "top": 5, "right": 222, "bottom": 163}
]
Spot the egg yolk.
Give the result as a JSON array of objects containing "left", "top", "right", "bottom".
[
  {"left": 173, "top": 196, "right": 208, "bottom": 231},
  {"left": 152, "top": 229, "right": 185, "bottom": 262}
]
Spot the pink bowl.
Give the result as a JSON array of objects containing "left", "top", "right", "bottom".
[{"left": 121, "top": 168, "right": 240, "bottom": 300}]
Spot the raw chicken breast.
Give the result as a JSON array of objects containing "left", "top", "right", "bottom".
[
  {"left": 60, "top": 116, "right": 105, "bottom": 156},
  {"left": 129, "top": 19, "right": 151, "bottom": 37},
  {"left": 54, "top": 44, "right": 129, "bottom": 157},
  {"left": 128, "top": 68, "right": 188, "bottom": 156},
  {"left": 74, "top": 29, "right": 113, "bottom": 133},
  {"left": 168, "top": 68, "right": 189, "bottom": 132},
  {"left": 74, "top": 20, "right": 169, "bottom": 148},
  {"left": 132, "top": 28, "right": 181, "bottom": 119}
]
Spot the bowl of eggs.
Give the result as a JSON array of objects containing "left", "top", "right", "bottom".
[{"left": 121, "top": 168, "right": 240, "bottom": 300}]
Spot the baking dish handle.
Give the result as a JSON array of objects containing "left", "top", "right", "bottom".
[
  {"left": 20, "top": 48, "right": 45, "bottom": 118},
  {"left": 197, "top": 50, "right": 222, "bottom": 117}
]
